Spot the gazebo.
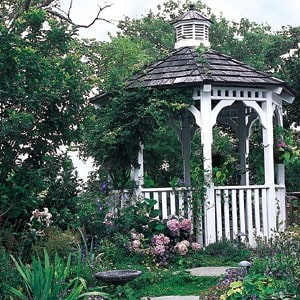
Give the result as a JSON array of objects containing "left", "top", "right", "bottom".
[{"left": 94, "top": 6, "right": 295, "bottom": 246}]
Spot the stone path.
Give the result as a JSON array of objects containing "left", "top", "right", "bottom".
[{"left": 141, "top": 266, "right": 232, "bottom": 300}]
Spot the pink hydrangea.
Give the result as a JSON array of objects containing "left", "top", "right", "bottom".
[
  {"left": 181, "top": 240, "right": 190, "bottom": 247},
  {"left": 175, "top": 241, "right": 188, "bottom": 256},
  {"left": 131, "top": 232, "right": 144, "bottom": 240},
  {"left": 131, "top": 239, "right": 141, "bottom": 249},
  {"left": 152, "top": 233, "right": 170, "bottom": 245},
  {"left": 191, "top": 242, "right": 201, "bottom": 251},
  {"left": 167, "top": 218, "right": 180, "bottom": 233},
  {"left": 152, "top": 244, "right": 165, "bottom": 256},
  {"left": 180, "top": 218, "right": 192, "bottom": 232}
]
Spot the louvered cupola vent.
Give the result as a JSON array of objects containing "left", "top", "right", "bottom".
[{"left": 172, "top": 4, "right": 212, "bottom": 49}]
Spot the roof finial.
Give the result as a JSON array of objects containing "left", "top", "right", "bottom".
[{"left": 189, "top": 4, "right": 195, "bottom": 10}]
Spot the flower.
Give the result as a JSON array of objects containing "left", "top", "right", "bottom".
[
  {"left": 30, "top": 208, "right": 52, "bottom": 226},
  {"left": 152, "top": 244, "right": 166, "bottom": 256},
  {"left": 104, "top": 212, "right": 114, "bottom": 226},
  {"left": 180, "top": 218, "right": 192, "bottom": 232},
  {"left": 131, "top": 231, "right": 144, "bottom": 240},
  {"left": 167, "top": 218, "right": 180, "bottom": 233},
  {"left": 181, "top": 239, "right": 190, "bottom": 247},
  {"left": 175, "top": 241, "right": 188, "bottom": 256},
  {"left": 131, "top": 239, "right": 141, "bottom": 249},
  {"left": 152, "top": 233, "right": 170, "bottom": 245},
  {"left": 191, "top": 242, "right": 201, "bottom": 251}
]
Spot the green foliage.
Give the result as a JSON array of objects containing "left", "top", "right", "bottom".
[
  {"left": 250, "top": 226, "right": 300, "bottom": 297},
  {"left": 84, "top": 88, "right": 192, "bottom": 189},
  {"left": 204, "top": 239, "right": 250, "bottom": 262},
  {"left": 32, "top": 227, "right": 80, "bottom": 260},
  {"left": 0, "top": 247, "right": 23, "bottom": 299},
  {"left": 6, "top": 249, "right": 108, "bottom": 300},
  {"left": 0, "top": 2, "right": 91, "bottom": 231}
]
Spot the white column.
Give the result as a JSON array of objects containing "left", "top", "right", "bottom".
[
  {"left": 181, "top": 112, "right": 192, "bottom": 187},
  {"left": 262, "top": 96, "right": 276, "bottom": 238},
  {"left": 200, "top": 84, "right": 216, "bottom": 245},
  {"left": 130, "top": 143, "right": 144, "bottom": 195}
]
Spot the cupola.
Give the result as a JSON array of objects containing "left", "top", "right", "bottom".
[{"left": 172, "top": 4, "right": 212, "bottom": 49}]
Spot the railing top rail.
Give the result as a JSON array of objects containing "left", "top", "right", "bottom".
[
  {"left": 213, "top": 185, "right": 268, "bottom": 190},
  {"left": 140, "top": 185, "right": 285, "bottom": 193},
  {"left": 141, "top": 187, "right": 187, "bottom": 192}
]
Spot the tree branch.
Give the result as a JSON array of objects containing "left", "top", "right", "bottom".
[{"left": 46, "top": 2, "right": 113, "bottom": 28}]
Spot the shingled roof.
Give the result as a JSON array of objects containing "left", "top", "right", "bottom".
[{"left": 126, "top": 46, "right": 287, "bottom": 90}]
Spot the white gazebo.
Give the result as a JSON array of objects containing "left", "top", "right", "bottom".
[{"left": 94, "top": 6, "right": 295, "bottom": 246}]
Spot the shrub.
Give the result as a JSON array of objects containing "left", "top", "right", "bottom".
[{"left": 32, "top": 227, "right": 80, "bottom": 259}]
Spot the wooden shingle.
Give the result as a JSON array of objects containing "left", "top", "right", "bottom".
[{"left": 127, "top": 47, "right": 286, "bottom": 89}]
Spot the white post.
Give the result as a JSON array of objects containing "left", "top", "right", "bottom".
[
  {"left": 130, "top": 143, "right": 144, "bottom": 195},
  {"left": 181, "top": 112, "right": 192, "bottom": 187},
  {"left": 262, "top": 96, "right": 276, "bottom": 237},
  {"left": 200, "top": 84, "right": 216, "bottom": 245}
]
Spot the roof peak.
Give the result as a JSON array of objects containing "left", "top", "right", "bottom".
[{"left": 172, "top": 6, "right": 212, "bottom": 49}]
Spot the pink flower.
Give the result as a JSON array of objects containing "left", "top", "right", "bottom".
[
  {"left": 152, "top": 244, "right": 165, "bottom": 256},
  {"left": 152, "top": 233, "right": 170, "bottom": 245},
  {"left": 191, "top": 242, "right": 201, "bottom": 251},
  {"left": 167, "top": 219, "right": 180, "bottom": 233},
  {"left": 181, "top": 240, "right": 190, "bottom": 247},
  {"left": 131, "top": 232, "right": 144, "bottom": 240},
  {"left": 180, "top": 218, "right": 192, "bottom": 232},
  {"left": 277, "top": 141, "right": 287, "bottom": 149},
  {"left": 175, "top": 242, "right": 188, "bottom": 256},
  {"left": 132, "top": 239, "right": 141, "bottom": 249}
]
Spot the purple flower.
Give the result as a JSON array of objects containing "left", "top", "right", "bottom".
[{"left": 100, "top": 182, "right": 109, "bottom": 193}]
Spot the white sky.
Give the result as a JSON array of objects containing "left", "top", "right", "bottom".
[{"left": 60, "top": 0, "right": 300, "bottom": 41}]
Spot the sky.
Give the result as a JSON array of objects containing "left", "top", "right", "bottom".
[
  {"left": 61, "top": 0, "right": 299, "bottom": 180},
  {"left": 60, "top": 0, "right": 300, "bottom": 41}
]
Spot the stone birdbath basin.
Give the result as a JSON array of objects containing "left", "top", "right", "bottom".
[{"left": 95, "top": 270, "right": 142, "bottom": 285}]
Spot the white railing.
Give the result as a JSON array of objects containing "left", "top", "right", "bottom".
[
  {"left": 213, "top": 185, "right": 269, "bottom": 246},
  {"left": 142, "top": 187, "right": 192, "bottom": 219},
  {"left": 114, "top": 184, "right": 286, "bottom": 246}
]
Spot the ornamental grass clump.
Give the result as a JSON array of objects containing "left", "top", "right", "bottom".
[{"left": 6, "top": 249, "right": 108, "bottom": 300}]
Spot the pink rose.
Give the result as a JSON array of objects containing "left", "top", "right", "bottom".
[
  {"left": 191, "top": 242, "right": 201, "bottom": 251},
  {"left": 180, "top": 218, "right": 192, "bottom": 232},
  {"left": 175, "top": 242, "right": 188, "bottom": 256}
]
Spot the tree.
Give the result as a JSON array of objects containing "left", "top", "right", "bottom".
[{"left": 0, "top": 1, "right": 105, "bottom": 229}]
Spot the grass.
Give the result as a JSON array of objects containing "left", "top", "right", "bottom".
[
  {"left": 96, "top": 268, "right": 221, "bottom": 299},
  {"left": 135, "top": 271, "right": 219, "bottom": 298},
  {"left": 92, "top": 247, "right": 247, "bottom": 299}
]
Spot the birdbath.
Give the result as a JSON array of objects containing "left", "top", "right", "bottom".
[{"left": 95, "top": 270, "right": 142, "bottom": 285}]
